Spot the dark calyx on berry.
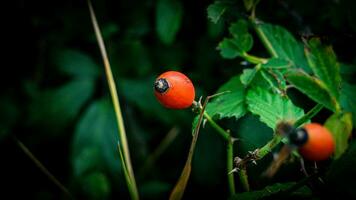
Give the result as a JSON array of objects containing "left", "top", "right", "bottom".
[
  {"left": 154, "top": 78, "right": 169, "bottom": 93},
  {"left": 288, "top": 128, "right": 308, "bottom": 147}
]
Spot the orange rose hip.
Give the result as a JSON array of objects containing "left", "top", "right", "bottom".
[{"left": 154, "top": 71, "right": 195, "bottom": 109}]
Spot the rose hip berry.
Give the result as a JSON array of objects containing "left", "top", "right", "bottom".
[{"left": 154, "top": 71, "right": 195, "bottom": 109}]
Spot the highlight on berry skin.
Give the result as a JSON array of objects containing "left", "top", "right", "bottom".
[{"left": 153, "top": 71, "right": 195, "bottom": 109}]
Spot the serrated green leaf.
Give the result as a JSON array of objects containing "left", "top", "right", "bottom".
[
  {"left": 206, "top": 75, "right": 247, "bottom": 120},
  {"left": 285, "top": 69, "right": 338, "bottom": 111},
  {"left": 326, "top": 141, "right": 356, "bottom": 199},
  {"left": 206, "top": 90, "right": 246, "bottom": 120},
  {"left": 72, "top": 98, "right": 122, "bottom": 180},
  {"left": 246, "top": 87, "right": 304, "bottom": 129},
  {"left": 256, "top": 23, "right": 309, "bottom": 71},
  {"left": 229, "top": 20, "right": 249, "bottom": 37},
  {"left": 192, "top": 76, "right": 246, "bottom": 134},
  {"left": 240, "top": 68, "right": 258, "bottom": 86},
  {"left": 217, "top": 38, "right": 241, "bottom": 59},
  {"left": 156, "top": 0, "right": 183, "bottom": 44},
  {"left": 28, "top": 79, "right": 95, "bottom": 134},
  {"left": 305, "top": 38, "right": 341, "bottom": 100},
  {"left": 228, "top": 20, "right": 253, "bottom": 52},
  {"left": 325, "top": 112, "right": 353, "bottom": 159},
  {"left": 230, "top": 182, "right": 311, "bottom": 200},
  {"left": 340, "top": 82, "right": 356, "bottom": 126},
  {"left": 262, "top": 58, "right": 291, "bottom": 69},
  {"left": 260, "top": 69, "right": 280, "bottom": 92},
  {"left": 207, "top": 1, "right": 228, "bottom": 24},
  {"left": 53, "top": 49, "right": 100, "bottom": 78}
]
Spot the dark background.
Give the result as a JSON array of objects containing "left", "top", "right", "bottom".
[{"left": 1, "top": 0, "right": 356, "bottom": 199}]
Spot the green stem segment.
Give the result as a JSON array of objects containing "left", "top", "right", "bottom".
[
  {"left": 294, "top": 104, "right": 324, "bottom": 128},
  {"left": 239, "top": 168, "right": 250, "bottom": 191},
  {"left": 242, "top": 52, "right": 268, "bottom": 64},
  {"left": 203, "top": 111, "right": 230, "bottom": 141},
  {"left": 227, "top": 139, "right": 236, "bottom": 195},
  {"left": 257, "top": 135, "right": 283, "bottom": 158},
  {"left": 203, "top": 110, "right": 250, "bottom": 192},
  {"left": 252, "top": 21, "right": 278, "bottom": 58}
]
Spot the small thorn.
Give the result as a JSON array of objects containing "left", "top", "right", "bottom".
[
  {"left": 231, "top": 137, "right": 239, "bottom": 143},
  {"left": 234, "top": 157, "right": 242, "bottom": 164},
  {"left": 202, "top": 119, "right": 207, "bottom": 128},
  {"left": 228, "top": 168, "right": 239, "bottom": 174}
]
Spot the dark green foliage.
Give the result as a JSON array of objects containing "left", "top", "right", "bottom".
[{"left": 2, "top": 0, "right": 356, "bottom": 199}]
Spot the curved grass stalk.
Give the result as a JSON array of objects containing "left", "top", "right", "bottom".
[{"left": 87, "top": 1, "right": 139, "bottom": 199}]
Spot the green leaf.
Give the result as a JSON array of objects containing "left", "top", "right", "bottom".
[
  {"left": 285, "top": 69, "right": 338, "bottom": 111},
  {"left": 340, "top": 63, "right": 356, "bottom": 83},
  {"left": 206, "top": 75, "right": 247, "bottom": 120},
  {"left": 262, "top": 58, "right": 291, "bottom": 69},
  {"left": 324, "top": 112, "right": 353, "bottom": 159},
  {"left": 241, "top": 68, "right": 258, "bottom": 86},
  {"left": 234, "top": 114, "right": 274, "bottom": 156},
  {"left": 0, "top": 96, "right": 19, "bottom": 140},
  {"left": 207, "top": 1, "right": 228, "bottom": 24},
  {"left": 207, "top": 19, "right": 225, "bottom": 38},
  {"left": 230, "top": 182, "right": 311, "bottom": 200},
  {"left": 326, "top": 141, "right": 356, "bottom": 199},
  {"left": 53, "top": 49, "right": 100, "bottom": 78},
  {"left": 228, "top": 19, "right": 253, "bottom": 52},
  {"left": 140, "top": 181, "right": 171, "bottom": 200},
  {"left": 217, "top": 38, "right": 242, "bottom": 59},
  {"left": 256, "top": 23, "right": 309, "bottom": 71},
  {"left": 305, "top": 38, "right": 341, "bottom": 100},
  {"left": 260, "top": 69, "right": 282, "bottom": 93},
  {"left": 156, "top": 0, "right": 183, "bottom": 44},
  {"left": 192, "top": 75, "right": 246, "bottom": 135},
  {"left": 71, "top": 98, "right": 121, "bottom": 180},
  {"left": 340, "top": 82, "right": 356, "bottom": 126},
  {"left": 79, "top": 172, "right": 111, "bottom": 200},
  {"left": 246, "top": 87, "right": 304, "bottom": 129},
  {"left": 28, "top": 79, "right": 95, "bottom": 134},
  {"left": 243, "top": 0, "right": 255, "bottom": 11}
]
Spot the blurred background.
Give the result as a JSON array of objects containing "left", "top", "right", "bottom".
[{"left": 1, "top": 0, "right": 356, "bottom": 199}]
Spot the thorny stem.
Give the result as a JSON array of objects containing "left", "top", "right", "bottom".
[
  {"left": 239, "top": 168, "right": 250, "bottom": 191},
  {"left": 257, "top": 135, "right": 283, "bottom": 159},
  {"left": 258, "top": 103, "right": 324, "bottom": 158},
  {"left": 194, "top": 102, "right": 250, "bottom": 192},
  {"left": 203, "top": 111, "right": 230, "bottom": 141},
  {"left": 227, "top": 138, "right": 236, "bottom": 195}
]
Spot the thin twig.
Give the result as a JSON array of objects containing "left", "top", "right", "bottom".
[
  {"left": 138, "top": 127, "right": 179, "bottom": 178},
  {"left": 15, "top": 138, "right": 75, "bottom": 199}
]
